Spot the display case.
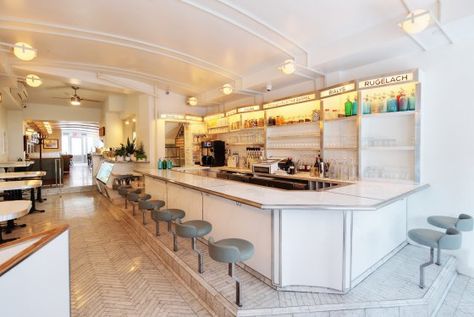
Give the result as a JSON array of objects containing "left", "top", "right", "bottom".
[
  {"left": 357, "top": 70, "right": 420, "bottom": 183},
  {"left": 320, "top": 82, "right": 359, "bottom": 180}
]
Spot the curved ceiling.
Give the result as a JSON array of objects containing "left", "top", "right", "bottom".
[{"left": 0, "top": 0, "right": 473, "bottom": 107}]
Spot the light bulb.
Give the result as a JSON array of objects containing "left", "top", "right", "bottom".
[
  {"left": 401, "top": 9, "right": 431, "bottom": 34},
  {"left": 25, "top": 74, "right": 42, "bottom": 87},
  {"left": 70, "top": 96, "right": 81, "bottom": 106},
  {"left": 13, "top": 42, "right": 37, "bottom": 61}
]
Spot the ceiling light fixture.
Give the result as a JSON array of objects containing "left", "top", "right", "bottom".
[
  {"left": 187, "top": 97, "right": 198, "bottom": 106},
  {"left": 221, "top": 84, "right": 233, "bottom": 95},
  {"left": 25, "top": 74, "right": 42, "bottom": 87},
  {"left": 279, "top": 59, "right": 295, "bottom": 75},
  {"left": 13, "top": 42, "right": 37, "bottom": 61},
  {"left": 125, "top": 120, "right": 130, "bottom": 125},
  {"left": 132, "top": 118, "right": 136, "bottom": 123},
  {"left": 401, "top": 9, "right": 431, "bottom": 34},
  {"left": 70, "top": 95, "right": 81, "bottom": 106}
]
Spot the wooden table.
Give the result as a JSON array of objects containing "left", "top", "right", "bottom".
[
  {"left": 0, "top": 162, "right": 34, "bottom": 172},
  {"left": 0, "top": 200, "right": 31, "bottom": 243}
]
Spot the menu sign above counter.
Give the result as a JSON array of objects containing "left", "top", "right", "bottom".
[
  {"left": 320, "top": 83, "right": 355, "bottom": 98},
  {"left": 225, "top": 109, "right": 237, "bottom": 116},
  {"left": 358, "top": 72, "right": 415, "bottom": 89},
  {"left": 263, "top": 93, "right": 316, "bottom": 109},
  {"left": 238, "top": 105, "right": 260, "bottom": 113}
]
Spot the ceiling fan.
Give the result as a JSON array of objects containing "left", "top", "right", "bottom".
[{"left": 53, "top": 86, "right": 101, "bottom": 106}]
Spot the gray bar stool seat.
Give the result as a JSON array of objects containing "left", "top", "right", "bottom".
[
  {"left": 208, "top": 237, "right": 255, "bottom": 307},
  {"left": 139, "top": 199, "right": 165, "bottom": 225},
  {"left": 408, "top": 227, "right": 461, "bottom": 288},
  {"left": 152, "top": 208, "right": 186, "bottom": 236},
  {"left": 428, "top": 213, "right": 473, "bottom": 231},
  {"left": 127, "top": 192, "right": 151, "bottom": 215},
  {"left": 118, "top": 186, "right": 141, "bottom": 209},
  {"left": 173, "top": 220, "right": 212, "bottom": 273}
]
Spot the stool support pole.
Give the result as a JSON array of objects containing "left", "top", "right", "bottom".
[
  {"left": 420, "top": 247, "right": 434, "bottom": 289},
  {"left": 173, "top": 232, "right": 178, "bottom": 251},
  {"left": 191, "top": 237, "right": 204, "bottom": 273},
  {"left": 228, "top": 263, "right": 242, "bottom": 307},
  {"left": 155, "top": 221, "right": 160, "bottom": 236},
  {"left": 142, "top": 209, "right": 146, "bottom": 225},
  {"left": 436, "top": 245, "right": 442, "bottom": 265}
]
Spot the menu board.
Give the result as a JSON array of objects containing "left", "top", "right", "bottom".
[{"left": 96, "top": 162, "right": 114, "bottom": 184}]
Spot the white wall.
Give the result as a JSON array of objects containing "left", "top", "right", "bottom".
[
  {"left": 103, "top": 112, "right": 123, "bottom": 149},
  {"left": 6, "top": 110, "right": 24, "bottom": 160},
  {"left": 0, "top": 103, "right": 7, "bottom": 161}
]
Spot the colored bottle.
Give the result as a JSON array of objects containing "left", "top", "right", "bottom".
[
  {"left": 162, "top": 160, "right": 168, "bottom": 170},
  {"left": 167, "top": 160, "right": 173, "bottom": 169},
  {"left": 352, "top": 97, "right": 358, "bottom": 116},
  {"left": 344, "top": 97, "right": 353, "bottom": 116},
  {"left": 158, "top": 158, "right": 162, "bottom": 170},
  {"left": 398, "top": 89, "right": 408, "bottom": 111},
  {"left": 408, "top": 89, "right": 416, "bottom": 111},
  {"left": 387, "top": 91, "right": 398, "bottom": 112},
  {"left": 362, "top": 96, "right": 371, "bottom": 114}
]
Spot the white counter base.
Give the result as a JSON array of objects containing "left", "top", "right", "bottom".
[{"left": 112, "top": 196, "right": 457, "bottom": 317}]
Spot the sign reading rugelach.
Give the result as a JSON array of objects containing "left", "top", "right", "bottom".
[{"left": 358, "top": 72, "right": 414, "bottom": 89}]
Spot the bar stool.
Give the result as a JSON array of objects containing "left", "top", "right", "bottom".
[
  {"left": 127, "top": 192, "right": 151, "bottom": 215},
  {"left": 208, "top": 237, "right": 254, "bottom": 307},
  {"left": 427, "top": 213, "right": 473, "bottom": 264},
  {"left": 408, "top": 227, "right": 462, "bottom": 288},
  {"left": 139, "top": 199, "right": 165, "bottom": 225},
  {"left": 173, "top": 220, "right": 212, "bottom": 273},
  {"left": 151, "top": 208, "right": 186, "bottom": 236},
  {"left": 118, "top": 186, "right": 140, "bottom": 209}
]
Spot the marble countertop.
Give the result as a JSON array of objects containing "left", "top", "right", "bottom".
[
  {"left": 0, "top": 200, "right": 32, "bottom": 221},
  {"left": 135, "top": 168, "right": 428, "bottom": 210},
  {"left": 0, "top": 171, "right": 46, "bottom": 179},
  {"left": 0, "top": 180, "right": 42, "bottom": 191}
]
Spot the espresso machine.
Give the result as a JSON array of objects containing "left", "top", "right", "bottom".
[{"left": 201, "top": 140, "right": 225, "bottom": 166}]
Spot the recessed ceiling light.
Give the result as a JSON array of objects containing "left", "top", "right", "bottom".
[
  {"left": 13, "top": 42, "right": 37, "bottom": 61},
  {"left": 279, "top": 59, "right": 295, "bottom": 75},
  {"left": 187, "top": 97, "right": 198, "bottom": 106},
  {"left": 401, "top": 9, "right": 431, "bottom": 34},
  {"left": 25, "top": 74, "right": 42, "bottom": 87},
  {"left": 125, "top": 120, "right": 130, "bottom": 125},
  {"left": 132, "top": 118, "right": 136, "bottom": 123},
  {"left": 221, "top": 84, "right": 233, "bottom": 95}
]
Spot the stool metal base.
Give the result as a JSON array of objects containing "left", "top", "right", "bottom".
[
  {"left": 228, "top": 263, "right": 242, "bottom": 307},
  {"left": 420, "top": 247, "right": 434, "bottom": 289}
]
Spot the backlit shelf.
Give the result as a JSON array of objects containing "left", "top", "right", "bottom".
[
  {"left": 362, "top": 110, "right": 416, "bottom": 119},
  {"left": 361, "top": 146, "right": 415, "bottom": 151}
]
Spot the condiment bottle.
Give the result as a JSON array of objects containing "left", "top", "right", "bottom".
[
  {"left": 408, "top": 89, "right": 416, "bottom": 111},
  {"left": 352, "top": 96, "right": 358, "bottom": 116},
  {"left": 398, "top": 89, "right": 408, "bottom": 111},
  {"left": 387, "top": 91, "right": 398, "bottom": 112}
]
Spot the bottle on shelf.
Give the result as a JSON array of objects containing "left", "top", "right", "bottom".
[
  {"left": 158, "top": 158, "right": 162, "bottom": 170},
  {"left": 408, "top": 89, "right": 416, "bottom": 111},
  {"left": 362, "top": 96, "right": 371, "bottom": 114},
  {"left": 352, "top": 96, "right": 358, "bottom": 116},
  {"left": 344, "top": 96, "right": 353, "bottom": 116},
  {"left": 398, "top": 88, "right": 408, "bottom": 111},
  {"left": 287, "top": 157, "right": 296, "bottom": 175},
  {"left": 387, "top": 91, "right": 398, "bottom": 112}
]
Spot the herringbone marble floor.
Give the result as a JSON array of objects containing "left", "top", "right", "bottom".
[{"left": 4, "top": 192, "right": 213, "bottom": 317}]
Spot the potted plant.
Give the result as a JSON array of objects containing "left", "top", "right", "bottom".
[
  {"left": 114, "top": 144, "right": 126, "bottom": 161},
  {"left": 134, "top": 142, "right": 147, "bottom": 161},
  {"left": 125, "top": 137, "right": 136, "bottom": 161}
]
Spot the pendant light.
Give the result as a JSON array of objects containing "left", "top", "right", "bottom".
[
  {"left": 25, "top": 74, "right": 42, "bottom": 87},
  {"left": 187, "top": 97, "right": 198, "bottom": 106},
  {"left": 221, "top": 84, "right": 233, "bottom": 95},
  {"left": 70, "top": 95, "right": 81, "bottom": 106},
  {"left": 401, "top": 9, "right": 431, "bottom": 34},
  {"left": 279, "top": 59, "right": 295, "bottom": 75},
  {"left": 13, "top": 42, "right": 37, "bottom": 61}
]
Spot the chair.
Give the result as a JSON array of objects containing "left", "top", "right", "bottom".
[
  {"left": 138, "top": 199, "right": 165, "bottom": 225},
  {"left": 408, "top": 227, "right": 462, "bottom": 288},
  {"left": 118, "top": 186, "right": 140, "bottom": 209},
  {"left": 208, "top": 237, "right": 254, "bottom": 307},
  {"left": 151, "top": 208, "right": 185, "bottom": 236},
  {"left": 173, "top": 220, "right": 212, "bottom": 273},
  {"left": 427, "top": 213, "right": 473, "bottom": 264},
  {"left": 127, "top": 192, "right": 151, "bottom": 215}
]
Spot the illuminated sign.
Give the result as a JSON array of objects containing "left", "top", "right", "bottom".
[
  {"left": 358, "top": 72, "right": 414, "bottom": 89},
  {"left": 225, "top": 109, "right": 237, "bottom": 116},
  {"left": 160, "top": 114, "right": 184, "bottom": 120},
  {"left": 185, "top": 115, "right": 203, "bottom": 122},
  {"left": 320, "top": 83, "right": 355, "bottom": 98},
  {"left": 204, "top": 113, "right": 224, "bottom": 121},
  {"left": 237, "top": 105, "right": 260, "bottom": 113},
  {"left": 263, "top": 93, "right": 316, "bottom": 109}
]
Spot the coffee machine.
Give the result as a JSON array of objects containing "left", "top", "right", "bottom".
[{"left": 201, "top": 140, "right": 225, "bottom": 167}]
